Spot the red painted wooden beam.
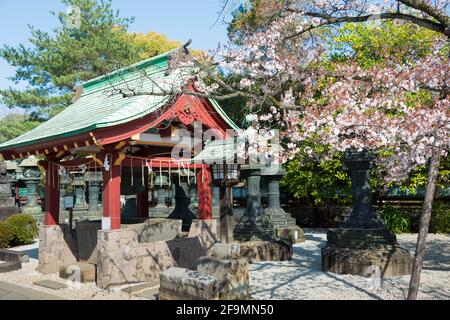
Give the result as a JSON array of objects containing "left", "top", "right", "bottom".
[
  {"left": 41, "top": 162, "right": 60, "bottom": 226},
  {"left": 197, "top": 165, "right": 213, "bottom": 220},
  {"left": 102, "top": 153, "right": 122, "bottom": 230}
]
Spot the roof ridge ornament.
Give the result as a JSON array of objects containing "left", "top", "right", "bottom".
[{"left": 72, "top": 85, "right": 84, "bottom": 103}]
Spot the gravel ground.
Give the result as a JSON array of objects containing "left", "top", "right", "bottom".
[
  {"left": 0, "top": 241, "right": 145, "bottom": 300},
  {"left": 250, "top": 229, "right": 450, "bottom": 300},
  {"left": 0, "top": 258, "right": 147, "bottom": 300},
  {"left": 0, "top": 230, "right": 448, "bottom": 300}
]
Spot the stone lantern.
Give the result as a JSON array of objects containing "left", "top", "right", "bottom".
[
  {"left": 234, "top": 164, "right": 276, "bottom": 241},
  {"left": 5, "top": 160, "right": 19, "bottom": 196},
  {"left": 0, "top": 160, "right": 19, "bottom": 220},
  {"left": 59, "top": 171, "right": 70, "bottom": 212},
  {"left": 19, "top": 156, "right": 42, "bottom": 220},
  {"left": 151, "top": 173, "right": 170, "bottom": 218},
  {"left": 212, "top": 186, "right": 220, "bottom": 219},
  {"left": 261, "top": 165, "right": 305, "bottom": 243},
  {"left": 86, "top": 171, "right": 102, "bottom": 213},
  {"left": 188, "top": 174, "right": 199, "bottom": 212},
  {"left": 71, "top": 172, "right": 88, "bottom": 212},
  {"left": 212, "top": 162, "right": 241, "bottom": 244},
  {"left": 321, "top": 150, "right": 413, "bottom": 277}
]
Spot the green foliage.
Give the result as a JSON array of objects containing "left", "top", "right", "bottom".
[
  {"left": 329, "top": 20, "right": 438, "bottom": 67},
  {"left": 379, "top": 204, "right": 411, "bottom": 234},
  {"left": 0, "top": 222, "right": 13, "bottom": 248},
  {"left": 5, "top": 214, "right": 38, "bottom": 246},
  {"left": 228, "top": 0, "right": 282, "bottom": 41},
  {"left": 0, "top": 0, "right": 180, "bottom": 118},
  {"left": 430, "top": 202, "right": 450, "bottom": 234},
  {"left": 401, "top": 156, "right": 450, "bottom": 194},
  {"left": 124, "top": 31, "right": 180, "bottom": 61},
  {"left": 0, "top": 114, "right": 42, "bottom": 143},
  {"left": 281, "top": 143, "right": 352, "bottom": 205}
]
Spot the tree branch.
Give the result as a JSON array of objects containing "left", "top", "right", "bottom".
[{"left": 285, "top": 10, "right": 446, "bottom": 39}]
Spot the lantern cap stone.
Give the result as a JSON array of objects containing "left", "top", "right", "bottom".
[
  {"left": 19, "top": 156, "right": 39, "bottom": 167},
  {"left": 5, "top": 160, "right": 19, "bottom": 171}
]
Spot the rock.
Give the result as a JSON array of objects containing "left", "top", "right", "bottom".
[
  {"left": 59, "top": 262, "right": 96, "bottom": 283},
  {"left": 321, "top": 245, "right": 413, "bottom": 277},
  {"left": 277, "top": 225, "right": 305, "bottom": 244},
  {"left": 197, "top": 256, "right": 250, "bottom": 300},
  {"left": 188, "top": 219, "right": 218, "bottom": 252},
  {"left": 33, "top": 280, "right": 68, "bottom": 290},
  {"left": 210, "top": 243, "right": 240, "bottom": 259},
  {"left": 159, "top": 267, "right": 219, "bottom": 300},
  {"left": 0, "top": 249, "right": 22, "bottom": 273},
  {"left": 239, "top": 240, "right": 293, "bottom": 263}
]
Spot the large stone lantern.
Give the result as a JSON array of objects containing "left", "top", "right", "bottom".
[
  {"left": 321, "top": 150, "right": 413, "bottom": 277},
  {"left": 19, "top": 156, "right": 42, "bottom": 219},
  {"left": 234, "top": 164, "right": 276, "bottom": 241}
]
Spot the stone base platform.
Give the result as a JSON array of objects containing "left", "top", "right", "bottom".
[
  {"left": 197, "top": 256, "right": 250, "bottom": 300},
  {"left": 321, "top": 245, "right": 413, "bottom": 277},
  {"left": 0, "top": 249, "right": 22, "bottom": 273},
  {"left": 277, "top": 225, "right": 305, "bottom": 244},
  {"left": 159, "top": 267, "right": 219, "bottom": 300},
  {"left": 239, "top": 240, "right": 292, "bottom": 263},
  {"left": 234, "top": 223, "right": 276, "bottom": 242}
]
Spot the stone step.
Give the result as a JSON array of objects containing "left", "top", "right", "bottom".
[
  {"left": 134, "top": 287, "right": 159, "bottom": 300},
  {"left": 33, "top": 280, "right": 68, "bottom": 290},
  {"left": 59, "top": 262, "right": 96, "bottom": 283},
  {"left": 121, "top": 281, "right": 159, "bottom": 295}
]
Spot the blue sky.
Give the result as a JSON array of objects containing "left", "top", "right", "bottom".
[{"left": 0, "top": 0, "right": 230, "bottom": 117}]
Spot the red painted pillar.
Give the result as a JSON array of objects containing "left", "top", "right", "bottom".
[
  {"left": 137, "top": 166, "right": 149, "bottom": 218},
  {"left": 44, "top": 162, "right": 60, "bottom": 225},
  {"left": 102, "top": 160, "right": 121, "bottom": 230},
  {"left": 197, "top": 165, "right": 213, "bottom": 220}
]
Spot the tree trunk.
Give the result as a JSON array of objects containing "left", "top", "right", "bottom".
[{"left": 407, "top": 147, "right": 441, "bottom": 300}]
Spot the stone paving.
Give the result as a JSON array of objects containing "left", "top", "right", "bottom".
[{"left": 0, "top": 280, "right": 63, "bottom": 300}]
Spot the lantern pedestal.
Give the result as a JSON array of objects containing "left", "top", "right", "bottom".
[
  {"left": 234, "top": 165, "right": 276, "bottom": 242},
  {"left": 321, "top": 151, "right": 413, "bottom": 277},
  {"left": 261, "top": 166, "right": 304, "bottom": 243},
  {"left": 151, "top": 186, "right": 171, "bottom": 218}
]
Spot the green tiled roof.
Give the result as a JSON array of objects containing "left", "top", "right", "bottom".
[
  {"left": 0, "top": 48, "right": 239, "bottom": 151},
  {"left": 192, "top": 139, "right": 238, "bottom": 163}
]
